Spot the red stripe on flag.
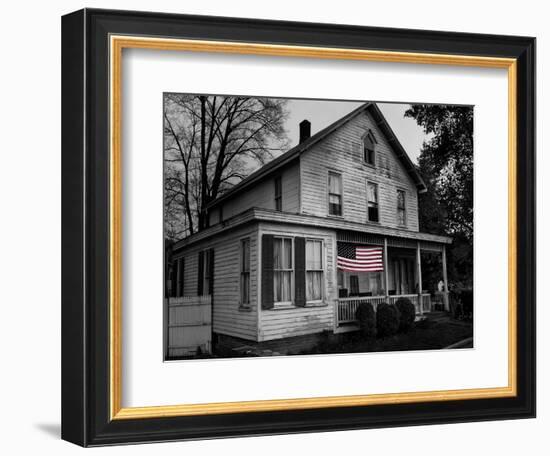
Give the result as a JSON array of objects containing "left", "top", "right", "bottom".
[
  {"left": 337, "top": 246, "right": 384, "bottom": 272},
  {"left": 337, "top": 258, "right": 382, "bottom": 266}
]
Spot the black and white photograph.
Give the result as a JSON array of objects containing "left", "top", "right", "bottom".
[{"left": 163, "top": 94, "right": 474, "bottom": 360}]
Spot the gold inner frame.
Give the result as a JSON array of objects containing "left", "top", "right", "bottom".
[{"left": 109, "top": 35, "right": 517, "bottom": 420}]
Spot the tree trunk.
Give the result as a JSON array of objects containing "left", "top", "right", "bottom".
[{"left": 199, "top": 96, "right": 207, "bottom": 230}]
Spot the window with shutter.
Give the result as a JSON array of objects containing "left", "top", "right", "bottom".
[
  {"left": 203, "top": 249, "right": 213, "bottom": 295},
  {"left": 294, "top": 237, "right": 306, "bottom": 307},
  {"left": 305, "top": 239, "right": 324, "bottom": 302},
  {"left": 261, "top": 234, "right": 274, "bottom": 309},
  {"left": 197, "top": 251, "right": 204, "bottom": 296},
  {"left": 240, "top": 238, "right": 250, "bottom": 307},
  {"left": 273, "top": 237, "right": 293, "bottom": 305},
  {"left": 208, "top": 248, "right": 214, "bottom": 296}
]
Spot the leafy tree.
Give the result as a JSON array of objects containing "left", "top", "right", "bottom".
[
  {"left": 405, "top": 105, "right": 473, "bottom": 289},
  {"left": 164, "top": 94, "right": 289, "bottom": 239}
]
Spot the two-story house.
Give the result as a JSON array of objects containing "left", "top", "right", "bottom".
[{"left": 165, "top": 102, "right": 452, "bottom": 357}]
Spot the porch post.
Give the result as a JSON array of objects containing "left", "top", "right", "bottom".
[
  {"left": 442, "top": 244, "right": 450, "bottom": 311},
  {"left": 383, "top": 237, "right": 389, "bottom": 300},
  {"left": 416, "top": 241, "right": 423, "bottom": 315}
]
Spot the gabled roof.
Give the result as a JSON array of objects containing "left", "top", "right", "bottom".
[{"left": 208, "top": 102, "right": 426, "bottom": 209}]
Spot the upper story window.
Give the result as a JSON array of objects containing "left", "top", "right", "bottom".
[
  {"left": 306, "top": 239, "right": 324, "bottom": 302},
  {"left": 363, "top": 131, "right": 376, "bottom": 166},
  {"left": 240, "top": 238, "right": 250, "bottom": 306},
  {"left": 274, "top": 176, "right": 282, "bottom": 211},
  {"left": 328, "top": 171, "right": 343, "bottom": 216},
  {"left": 397, "top": 189, "right": 406, "bottom": 226},
  {"left": 273, "top": 237, "right": 293, "bottom": 304},
  {"left": 367, "top": 181, "right": 379, "bottom": 222}
]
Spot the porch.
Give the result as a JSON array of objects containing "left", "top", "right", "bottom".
[
  {"left": 336, "top": 293, "right": 450, "bottom": 326},
  {"left": 335, "top": 230, "right": 451, "bottom": 328}
]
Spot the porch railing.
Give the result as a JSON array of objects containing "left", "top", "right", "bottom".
[{"left": 336, "top": 293, "right": 432, "bottom": 326}]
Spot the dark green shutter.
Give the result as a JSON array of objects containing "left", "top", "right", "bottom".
[
  {"left": 197, "top": 250, "right": 204, "bottom": 296},
  {"left": 261, "top": 234, "right": 274, "bottom": 309},
  {"left": 208, "top": 248, "right": 215, "bottom": 296},
  {"left": 177, "top": 258, "right": 184, "bottom": 297},
  {"left": 295, "top": 237, "right": 306, "bottom": 306},
  {"left": 171, "top": 260, "right": 179, "bottom": 297}
]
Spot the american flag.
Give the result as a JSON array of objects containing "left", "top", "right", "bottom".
[{"left": 337, "top": 243, "right": 384, "bottom": 272}]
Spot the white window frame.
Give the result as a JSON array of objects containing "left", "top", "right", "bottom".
[
  {"left": 273, "top": 236, "right": 294, "bottom": 307},
  {"left": 239, "top": 238, "right": 251, "bottom": 308},
  {"left": 305, "top": 238, "right": 325, "bottom": 304},
  {"left": 397, "top": 189, "right": 407, "bottom": 226},
  {"left": 327, "top": 170, "right": 343, "bottom": 217},
  {"left": 367, "top": 181, "right": 380, "bottom": 223}
]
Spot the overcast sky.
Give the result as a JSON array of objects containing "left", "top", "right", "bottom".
[{"left": 283, "top": 99, "right": 430, "bottom": 164}]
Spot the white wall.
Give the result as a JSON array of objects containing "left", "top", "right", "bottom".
[{"left": 0, "top": 1, "right": 546, "bottom": 455}]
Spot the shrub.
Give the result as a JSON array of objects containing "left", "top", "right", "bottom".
[
  {"left": 395, "top": 298, "right": 416, "bottom": 332},
  {"left": 355, "top": 302, "right": 376, "bottom": 339},
  {"left": 451, "top": 301, "right": 464, "bottom": 319},
  {"left": 376, "top": 303, "right": 400, "bottom": 338},
  {"left": 450, "top": 289, "right": 473, "bottom": 321},
  {"left": 459, "top": 289, "right": 473, "bottom": 318}
]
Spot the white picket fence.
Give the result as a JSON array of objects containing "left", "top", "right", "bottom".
[{"left": 165, "top": 295, "right": 212, "bottom": 358}]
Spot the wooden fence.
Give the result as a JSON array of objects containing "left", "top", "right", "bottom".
[{"left": 165, "top": 295, "right": 212, "bottom": 358}]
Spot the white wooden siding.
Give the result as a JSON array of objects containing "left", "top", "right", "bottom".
[
  {"left": 210, "top": 161, "right": 300, "bottom": 223},
  {"left": 175, "top": 225, "right": 259, "bottom": 341},
  {"left": 300, "top": 111, "right": 420, "bottom": 231},
  {"left": 258, "top": 222, "right": 336, "bottom": 341}
]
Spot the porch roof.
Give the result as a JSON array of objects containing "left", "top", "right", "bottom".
[{"left": 171, "top": 207, "right": 452, "bottom": 251}]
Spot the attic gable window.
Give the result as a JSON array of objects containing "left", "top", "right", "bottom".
[{"left": 363, "top": 131, "right": 376, "bottom": 166}]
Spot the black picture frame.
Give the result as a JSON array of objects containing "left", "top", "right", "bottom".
[{"left": 62, "top": 8, "right": 536, "bottom": 447}]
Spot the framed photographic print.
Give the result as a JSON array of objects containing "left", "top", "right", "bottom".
[{"left": 61, "top": 8, "right": 536, "bottom": 447}]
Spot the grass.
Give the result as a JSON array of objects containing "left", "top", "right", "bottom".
[{"left": 305, "top": 316, "right": 473, "bottom": 355}]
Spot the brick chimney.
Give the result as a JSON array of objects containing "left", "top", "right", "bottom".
[{"left": 299, "top": 119, "right": 311, "bottom": 144}]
